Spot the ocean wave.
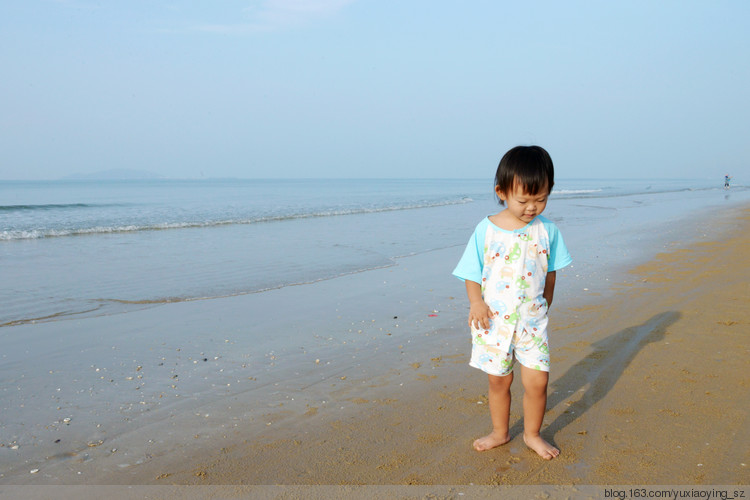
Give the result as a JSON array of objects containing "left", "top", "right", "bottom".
[
  {"left": 553, "top": 189, "right": 603, "bottom": 195},
  {"left": 0, "top": 197, "right": 473, "bottom": 241},
  {"left": 0, "top": 203, "right": 95, "bottom": 212},
  {"left": 553, "top": 184, "right": 726, "bottom": 201}
]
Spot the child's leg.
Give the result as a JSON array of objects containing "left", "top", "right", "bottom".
[
  {"left": 474, "top": 372, "right": 513, "bottom": 451},
  {"left": 519, "top": 364, "right": 559, "bottom": 460}
]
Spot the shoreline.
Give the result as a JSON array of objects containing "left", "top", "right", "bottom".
[
  {"left": 165, "top": 204, "right": 749, "bottom": 485},
  {"left": 143, "top": 204, "right": 750, "bottom": 485},
  {"left": 2, "top": 202, "right": 749, "bottom": 486}
]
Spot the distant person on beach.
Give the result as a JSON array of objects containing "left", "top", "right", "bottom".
[
  {"left": 724, "top": 175, "right": 731, "bottom": 189},
  {"left": 453, "top": 146, "right": 572, "bottom": 460}
]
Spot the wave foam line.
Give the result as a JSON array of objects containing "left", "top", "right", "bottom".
[
  {"left": 0, "top": 261, "right": 400, "bottom": 327},
  {"left": 552, "top": 189, "right": 603, "bottom": 195},
  {"left": 0, "top": 305, "right": 104, "bottom": 328},
  {"left": 554, "top": 185, "right": 723, "bottom": 201},
  {"left": 1, "top": 198, "right": 473, "bottom": 240},
  {"left": 0, "top": 203, "right": 97, "bottom": 211}
]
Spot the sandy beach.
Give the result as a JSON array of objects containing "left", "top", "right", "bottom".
[
  {"left": 2, "top": 201, "right": 748, "bottom": 497},
  {"left": 95, "top": 206, "right": 747, "bottom": 487}
]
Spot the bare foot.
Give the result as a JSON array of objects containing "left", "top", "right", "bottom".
[
  {"left": 523, "top": 433, "right": 559, "bottom": 460},
  {"left": 473, "top": 431, "right": 510, "bottom": 451}
]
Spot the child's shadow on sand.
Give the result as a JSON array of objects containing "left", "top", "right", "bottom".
[{"left": 510, "top": 311, "right": 681, "bottom": 443}]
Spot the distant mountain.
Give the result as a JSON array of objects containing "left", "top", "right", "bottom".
[{"left": 62, "top": 169, "right": 164, "bottom": 180}]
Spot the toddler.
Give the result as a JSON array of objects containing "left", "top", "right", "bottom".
[{"left": 453, "top": 145, "right": 572, "bottom": 460}]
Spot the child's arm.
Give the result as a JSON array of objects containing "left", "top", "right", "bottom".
[
  {"left": 466, "top": 280, "right": 492, "bottom": 329},
  {"left": 543, "top": 271, "right": 556, "bottom": 308}
]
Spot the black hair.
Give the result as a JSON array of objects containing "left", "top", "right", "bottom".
[{"left": 494, "top": 145, "right": 554, "bottom": 205}]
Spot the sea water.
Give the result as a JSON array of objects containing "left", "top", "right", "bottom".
[{"left": 1, "top": 177, "right": 746, "bottom": 328}]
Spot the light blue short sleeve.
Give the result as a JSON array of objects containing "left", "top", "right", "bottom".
[
  {"left": 452, "top": 218, "right": 488, "bottom": 284},
  {"left": 541, "top": 217, "right": 572, "bottom": 272}
]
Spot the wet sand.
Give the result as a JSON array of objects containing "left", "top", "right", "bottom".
[
  {"left": 3, "top": 205, "right": 748, "bottom": 497},
  {"left": 126, "top": 207, "right": 750, "bottom": 486}
]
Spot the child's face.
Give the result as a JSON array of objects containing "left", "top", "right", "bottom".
[{"left": 496, "top": 181, "right": 549, "bottom": 224}]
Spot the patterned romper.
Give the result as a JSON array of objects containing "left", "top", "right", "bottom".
[{"left": 453, "top": 215, "right": 572, "bottom": 376}]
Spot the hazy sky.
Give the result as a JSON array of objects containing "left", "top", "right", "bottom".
[{"left": 2, "top": 0, "right": 748, "bottom": 180}]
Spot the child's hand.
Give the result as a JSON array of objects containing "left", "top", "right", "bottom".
[{"left": 468, "top": 300, "right": 493, "bottom": 330}]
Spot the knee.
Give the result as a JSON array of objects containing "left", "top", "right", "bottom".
[
  {"left": 488, "top": 373, "right": 513, "bottom": 391},
  {"left": 522, "top": 372, "right": 548, "bottom": 396}
]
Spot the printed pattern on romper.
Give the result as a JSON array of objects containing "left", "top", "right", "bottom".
[{"left": 471, "top": 218, "right": 551, "bottom": 375}]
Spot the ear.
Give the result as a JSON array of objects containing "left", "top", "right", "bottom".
[{"left": 495, "top": 185, "right": 507, "bottom": 202}]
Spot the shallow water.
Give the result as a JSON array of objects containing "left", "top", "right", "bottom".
[{"left": 1, "top": 177, "right": 743, "bottom": 327}]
